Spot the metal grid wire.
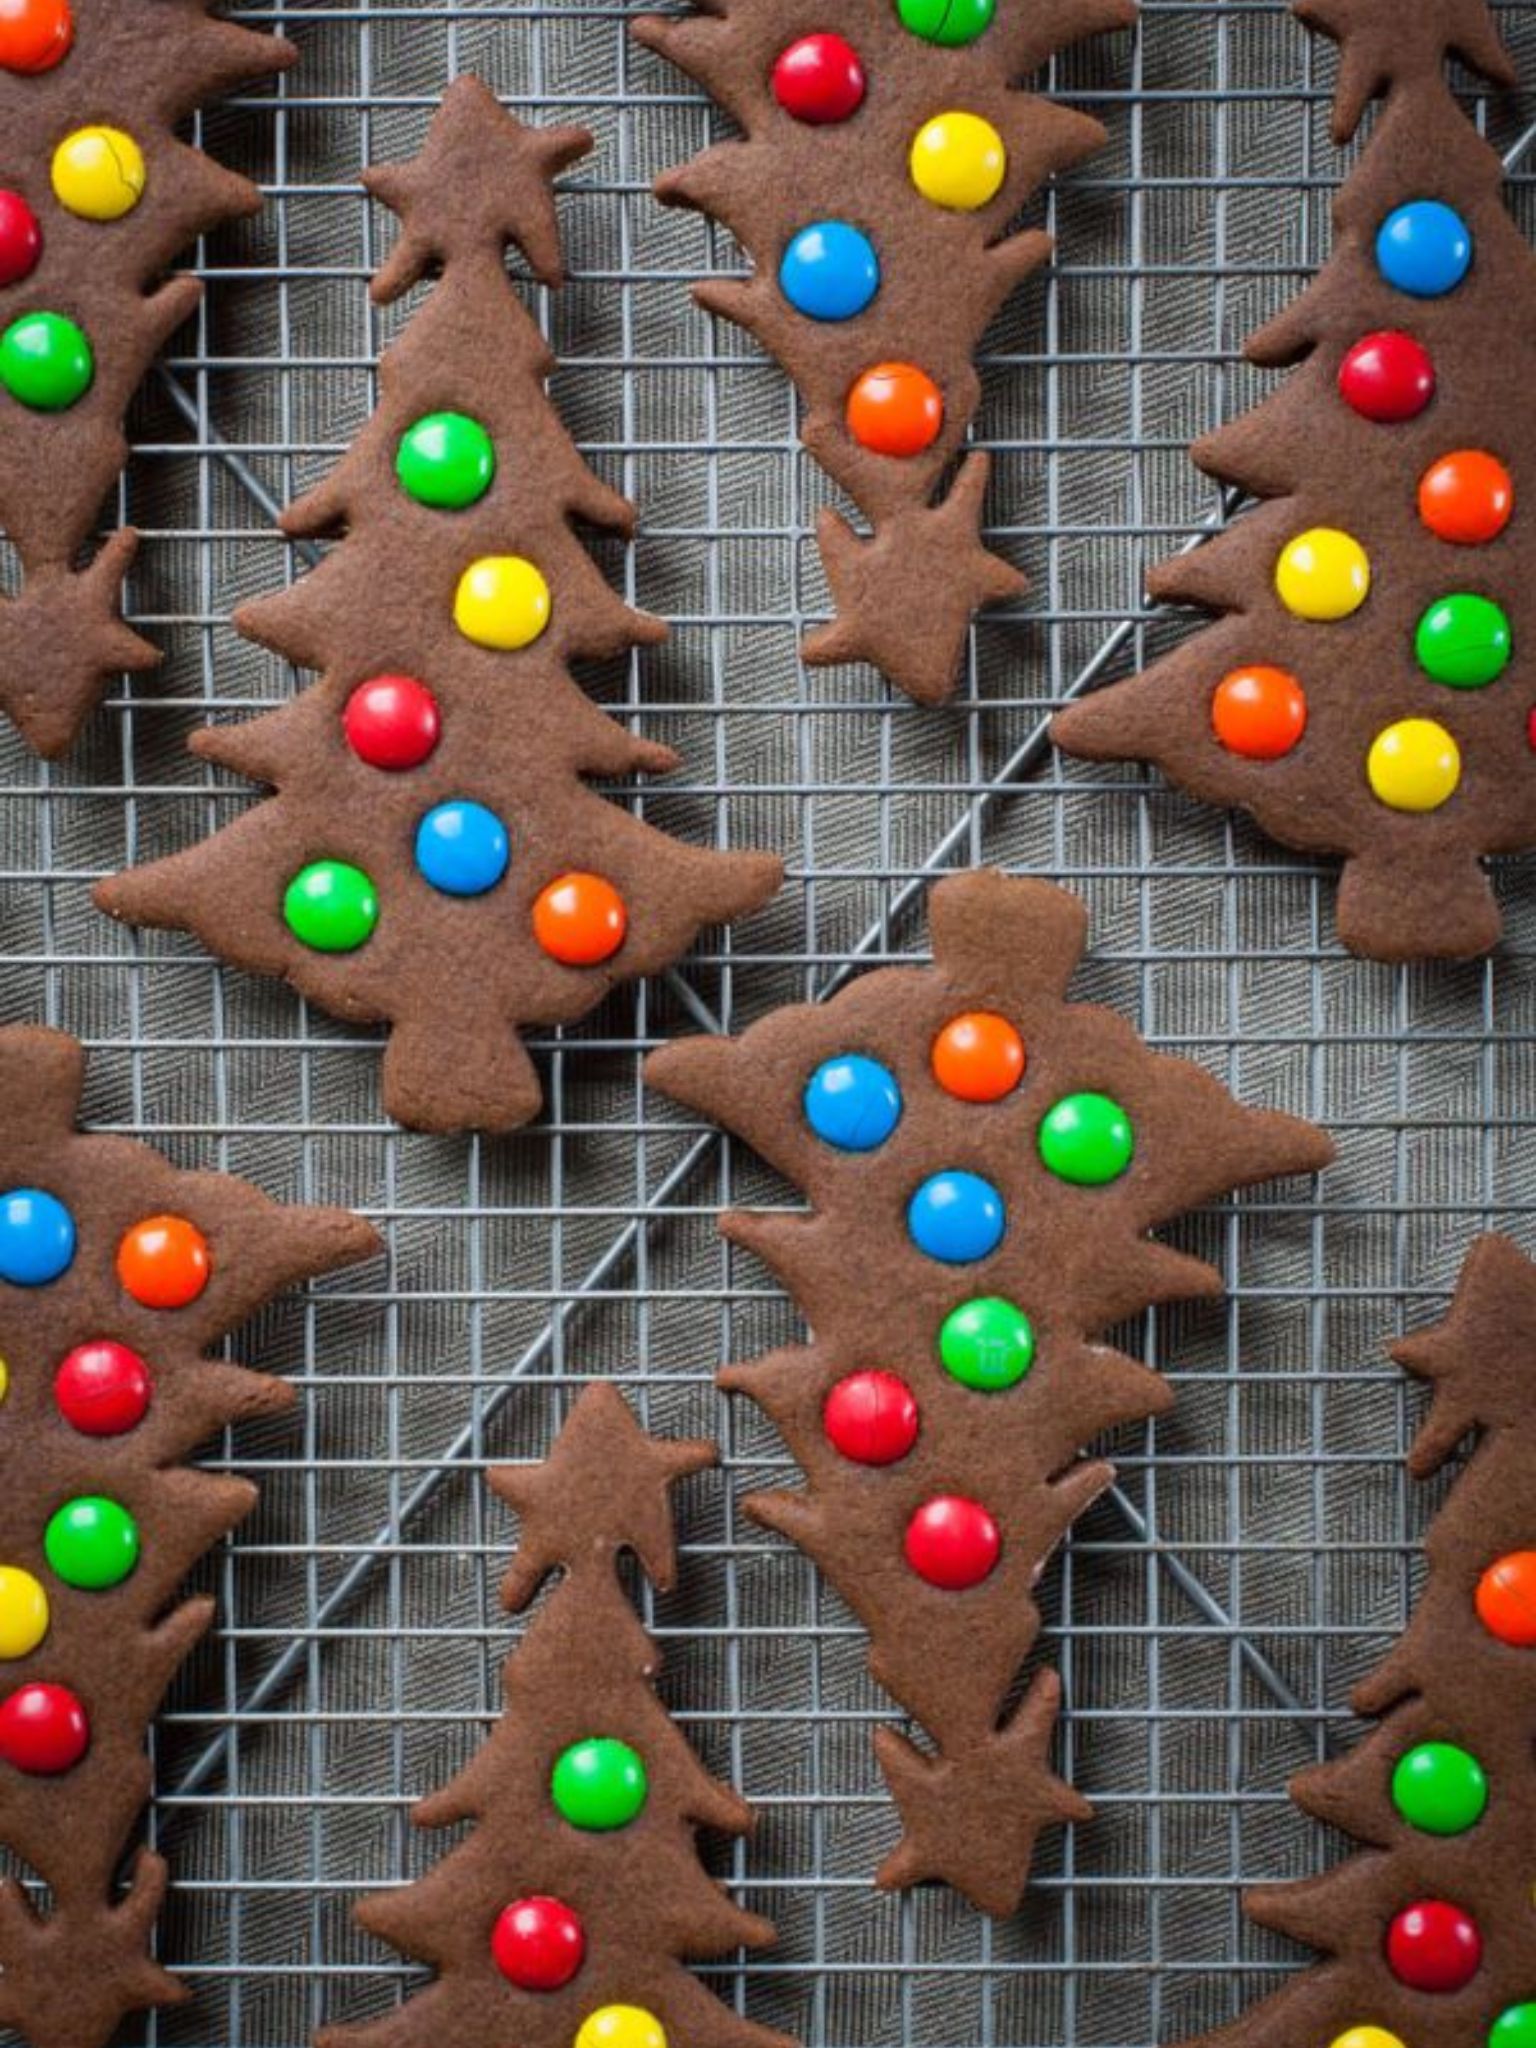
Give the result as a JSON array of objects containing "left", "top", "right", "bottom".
[{"left": 2, "top": 1, "right": 1535, "bottom": 2042}]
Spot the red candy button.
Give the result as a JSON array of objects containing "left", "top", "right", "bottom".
[
  {"left": 117, "top": 1215, "right": 210, "bottom": 1310},
  {"left": 823, "top": 1371, "right": 919, "bottom": 1466},
  {"left": 1386, "top": 1900, "right": 1482, "bottom": 1993},
  {"left": 54, "top": 1339, "right": 153, "bottom": 1436},
  {"left": 0, "top": 0, "right": 73, "bottom": 72},
  {"left": 904, "top": 1495, "right": 1000, "bottom": 1590},
  {"left": 533, "top": 873, "right": 627, "bottom": 966},
  {"left": 1418, "top": 450, "right": 1514, "bottom": 546},
  {"left": 0, "top": 1682, "right": 89, "bottom": 1774},
  {"left": 1476, "top": 1550, "right": 1536, "bottom": 1646},
  {"left": 847, "top": 363, "right": 944, "bottom": 458},
  {"left": 0, "top": 190, "right": 41, "bottom": 289},
  {"left": 931, "top": 1013, "right": 1026, "bottom": 1103},
  {"left": 1338, "top": 331, "right": 1436, "bottom": 424},
  {"left": 772, "top": 32, "right": 866, "bottom": 124},
  {"left": 343, "top": 674, "right": 441, "bottom": 771},
  {"left": 1211, "top": 665, "right": 1308, "bottom": 760},
  {"left": 490, "top": 1895, "right": 585, "bottom": 1992}
]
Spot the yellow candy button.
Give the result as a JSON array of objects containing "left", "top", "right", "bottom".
[
  {"left": 1275, "top": 527, "right": 1370, "bottom": 622},
  {"left": 1328, "top": 2031, "right": 1407, "bottom": 2048},
  {"left": 0, "top": 1354, "right": 8, "bottom": 1404},
  {"left": 52, "top": 125, "right": 147, "bottom": 222},
  {"left": 574, "top": 2009, "right": 668, "bottom": 2048},
  {"left": 1368, "top": 718, "right": 1461, "bottom": 813},
  {"left": 0, "top": 1566, "right": 49, "bottom": 1659},
  {"left": 909, "top": 110, "right": 1007, "bottom": 212},
  {"left": 454, "top": 555, "right": 552, "bottom": 651}
]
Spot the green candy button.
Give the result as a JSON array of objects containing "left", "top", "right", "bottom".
[
  {"left": 396, "top": 411, "right": 496, "bottom": 510},
  {"left": 1391, "top": 1739, "right": 1487, "bottom": 1834},
  {"left": 896, "top": 0, "right": 996, "bottom": 45},
  {"left": 0, "top": 311, "right": 94, "bottom": 411},
  {"left": 1415, "top": 592, "right": 1512, "bottom": 689},
  {"left": 939, "top": 1297, "right": 1035, "bottom": 1392},
  {"left": 45, "top": 1495, "right": 139, "bottom": 1590},
  {"left": 284, "top": 861, "right": 379, "bottom": 953},
  {"left": 1038, "top": 1092, "right": 1135, "bottom": 1186},
  {"left": 1491, "top": 2005, "right": 1536, "bottom": 2048},
  {"left": 551, "top": 1736, "right": 648, "bottom": 1830}
]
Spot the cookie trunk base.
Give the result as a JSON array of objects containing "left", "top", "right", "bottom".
[
  {"left": 380, "top": 1011, "right": 545, "bottom": 1134},
  {"left": 1336, "top": 848, "right": 1502, "bottom": 962}
]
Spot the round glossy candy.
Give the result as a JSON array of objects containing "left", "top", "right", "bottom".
[
  {"left": 907, "top": 1171, "right": 1005, "bottom": 1264},
  {"left": 904, "top": 1496, "right": 1001, "bottom": 1590},
  {"left": 574, "top": 2007, "right": 667, "bottom": 2048},
  {"left": 0, "top": 190, "right": 42, "bottom": 289},
  {"left": 1490, "top": 2004, "right": 1536, "bottom": 2048},
  {"left": 1416, "top": 593, "right": 1512, "bottom": 688},
  {"left": 847, "top": 362, "right": 944, "bottom": 458},
  {"left": 1391, "top": 1740, "right": 1487, "bottom": 1835},
  {"left": 44, "top": 1497, "right": 139, "bottom": 1591},
  {"left": 1275, "top": 529, "right": 1371, "bottom": 621},
  {"left": 1475, "top": 1549, "right": 1536, "bottom": 1646},
  {"left": 54, "top": 1339, "right": 153, "bottom": 1436},
  {"left": 897, "top": 0, "right": 996, "bottom": 45},
  {"left": 414, "top": 799, "right": 510, "bottom": 897},
  {"left": 823, "top": 1371, "right": 919, "bottom": 1465},
  {"left": 939, "top": 1297, "right": 1034, "bottom": 1392},
  {"left": 1419, "top": 450, "right": 1513, "bottom": 546},
  {"left": 0, "top": 311, "right": 93, "bottom": 411},
  {"left": 284, "top": 860, "right": 379, "bottom": 952},
  {"left": 117, "top": 1214, "right": 210, "bottom": 1310},
  {"left": 532, "top": 873, "right": 627, "bottom": 966},
  {"left": 1038, "top": 1093, "right": 1134, "bottom": 1185},
  {"left": 0, "top": 1568, "right": 49, "bottom": 1659},
  {"left": 1338, "top": 330, "right": 1436, "bottom": 424},
  {"left": 771, "top": 32, "right": 866, "bottom": 124},
  {"left": 1377, "top": 200, "right": 1473, "bottom": 299},
  {"left": 1211, "top": 665, "right": 1308, "bottom": 760},
  {"left": 803, "top": 1054, "right": 902, "bottom": 1152},
  {"left": 395, "top": 411, "right": 495, "bottom": 510},
  {"left": 1368, "top": 718, "right": 1461, "bottom": 813},
  {"left": 0, "top": 1356, "right": 7, "bottom": 1405},
  {"left": 0, "top": 1187, "right": 75, "bottom": 1286},
  {"left": 909, "top": 111, "right": 1006, "bottom": 212},
  {"left": 1328, "top": 2033, "right": 1407, "bottom": 2048},
  {"left": 551, "top": 1736, "right": 648, "bottom": 1830},
  {"left": 779, "top": 221, "right": 880, "bottom": 322},
  {"left": 51, "top": 126, "right": 146, "bottom": 222},
  {"left": 0, "top": 0, "right": 73, "bottom": 73},
  {"left": 490, "top": 1895, "right": 585, "bottom": 1992},
  {"left": 454, "top": 555, "right": 551, "bottom": 650},
  {"left": 1386, "top": 1899, "right": 1482, "bottom": 1993},
  {"left": 0, "top": 1682, "right": 88, "bottom": 1773},
  {"left": 343, "top": 674, "right": 441, "bottom": 771},
  {"left": 931, "top": 1013, "right": 1025, "bottom": 1103}
]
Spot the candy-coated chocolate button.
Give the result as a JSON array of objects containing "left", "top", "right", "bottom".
[
  {"left": 0, "top": 1568, "right": 49, "bottom": 1659},
  {"left": 823, "top": 1371, "right": 919, "bottom": 1465},
  {"left": 1419, "top": 450, "right": 1513, "bottom": 546},
  {"left": 0, "top": 1187, "right": 75, "bottom": 1286},
  {"left": 907, "top": 1171, "right": 1005, "bottom": 1263},
  {"left": 44, "top": 1497, "right": 139, "bottom": 1591},
  {"left": 551, "top": 1736, "right": 647, "bottom": 1830},
  {"left": 1386, "top": 1899, "right": 1481, "bottom": 1993},
  {"left": 0, "top": 0, "right": 72, "bottom": 73},
  {"left": 0, "top": 311, "right": 93, "bottom": 411},
  {"left": 0, "top": 1682, "right": 88, "bottom": 1773},
  {"left": 0, "top": 191, "right": 42, "bottom": 289},
  {"left": 897, "top": 0, "right": 996, "bottom": 45},
  {"left": 490, "top": 1895, "right": 585, "bottom": 1992},
  {"left": 51, "top": 126, "right": 146, "bottom": 222},
  {"left": 1416, "top": 593, "right": 1512, "bottom": 688},
  {"left": 1275, "top": 528, "right": 1370, "bottom": 621},
  {"left": 931, "top": 1012, "right": 1025, "bottom": 1102},
  {"left": 904, "top": 1496, "right": 1000, "bottom": 1590},
  {"left": 1476, "top": 1550, "right": 1536, "bottom": 1646},
  {"left": 55, "top": 1340, "right": 153, "bottom": 1436},
  {"left": 574, "top": 2007, "right": 667, "bottom": 2048},
  {"left": 414, "top": 799, "right": 510, "bottom": 897},
  {"left": 804, "top": 1054, "right": 902, "bottom": 1152},
  {"left": 284, "top": 860, "right": 379, "bottom": 952},
  {"left": 939, "top": 1297, "right": 1034, "bottom": 1392},
  {"left": 116, "top": 1214, "right": 210, "bottom": 1310},
  {"left": 1367, "top": 718, "right": 1460, "bottom": 813},
  {"left": 0, "top": 1355, "right": 7, "bottom": 1404},
  {"left": 909, "top": 111, "right": 1006, "bottom": 212},
  {"left": 1338, "top": 331, "right": 1436, "bottom": 424},
  {"left": 1377, "top": 200, "right": 1473, "bottom": 299},
  {"left": 1328, "top": 2032, "right": 1407, "bottom": 2048},
  {"left": 343, "top": 674, "right": 441, "bottom": 771},
  {"left": 454, "top": 555, "right": 551, "bottom": 650},
  {"left": 1211, "top": 665, "right": 1308, "bottom": 760},
  {"left": 847, "top": 362, "right": 944, "bottom": 458},
  {"left": 396, "top": 411, "right": 495, "bottom": 510},
  {"left": 1491, "top": 2004, "right": 1536, "bottom": 2048},
  {"left": 779, "top": 221, "right": 880, "bottom": 322},
  {"left": 1391, "top": 1740, "right": 1487, "bottom": 1835},
  {"left": 1038, "top": 1093, "right": 1134, "bottom": 1185},
  {"left": 772, "top": 32, "right": 866, "bottom": 124},
  {"left": 532, "top": 873, "right": 627, "bottom": 966}
]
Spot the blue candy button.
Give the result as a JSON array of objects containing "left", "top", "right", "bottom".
[
  {"left": 1376, "top": 200, "right": 1473, "bottom": 299},
  {"left": 414, "top": 799, "right": 510, "bottom": 897},
  {"left": 907, "top": 1171, "right": 1005, "bottom": 1264},
  {"left": 779, "top": 220, "right": 881, "bottom": 322},
  {"left": 0, "top": 1187, "right": 76, "bottom": 1286},
  {"left": 804, "top": 1054, "right": 902, "bottom": 1151}
]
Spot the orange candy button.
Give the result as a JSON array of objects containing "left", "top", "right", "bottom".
[
  {"left": 1475, "top": 1551, "right": 1536, "bottom": 1647},
  {"left": 932, "top": 1013, "right": 1026, "bottom": 1103},
  {"left": 117, "top": 1214, "right": 211, "bottom": 1310},
  {"left": 1418, "top": 449, "right": 1514, "bottom": 546},
  {"left": 847, "top": 362, "right": 944, "bottom": 458},
  {"left": 1211, "top": 665, "right": 1308, "bottom": 760},
  {"left": 533, "top": 872, "right": 628, "bottom": 967},
  {"left": 0, "top": 0, "right": 73, "bottom": 73}
]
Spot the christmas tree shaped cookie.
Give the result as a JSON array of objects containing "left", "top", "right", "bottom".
[
  {"left": 634, "top": 0, "right": 1136, "bottom": 705},
  {"left": 319, "top": 1382, "right": 789, "bottom": 2048},
  {"left": 1177, "top": 1233, "right": 1536, "bottom": 2048},
  {"left": 96, "top": 78, "right": 781, "bottom": 1133},
  {"left": 646, "top": 870, "right": 1333, "bottom": 1912},
  {"left": 0, "top": 1025, "right": 377, "bottom": 2048},
  {"left": 0, "top": 0, "right": 294, "bottom": 756},
  {"left": 1054, "top": 0, "right": 1531, "bottom": 961}
]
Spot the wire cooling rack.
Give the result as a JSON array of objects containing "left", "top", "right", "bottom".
[{"left": 2, "top": 2, "right": 1535, "bottom": 2044}]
